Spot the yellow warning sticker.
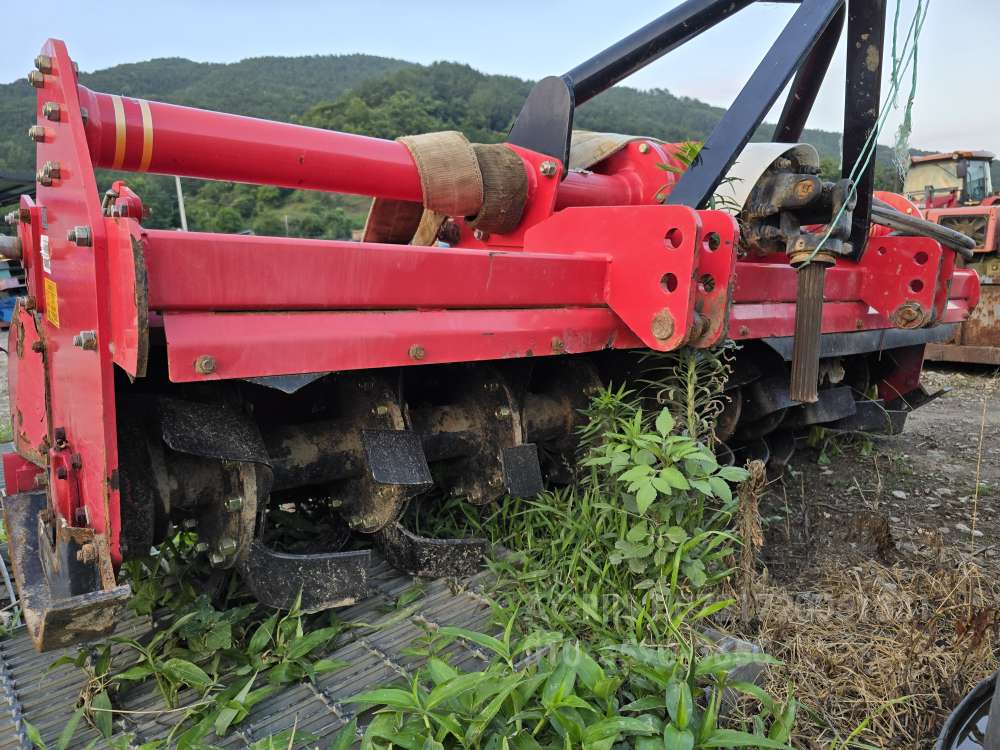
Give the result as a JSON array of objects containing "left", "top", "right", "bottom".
[{"left": 43, "top": 278, "right": 59, "bottom": 328}]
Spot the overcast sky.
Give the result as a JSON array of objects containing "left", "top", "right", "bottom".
[{"left": 4, "top": 0, "right": 996, "bottom": 156}]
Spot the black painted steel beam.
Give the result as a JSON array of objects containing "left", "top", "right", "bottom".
[
  {"left": 666, "top": 0, "right": 844, "bottom": 209},
  {"left": 563, "top": 0, "right": 756, "bottom": 106},
  {"left": 842, "top": 0, "right": 887, "bottom": 259},
  {"left": 774, "top": 2, "right": 846, "bottom": 142}
]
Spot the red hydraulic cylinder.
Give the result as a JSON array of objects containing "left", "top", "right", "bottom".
[{"left": 76, "top": 86, "right": 639, "bottom": 208}]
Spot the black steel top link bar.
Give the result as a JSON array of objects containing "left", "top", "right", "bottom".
[
  {"left": 666, "top": 0, "right": 845, "bottom": 209},
  {"left": 774, "top": 3, "right": 846, "bottom": 143},
  {"left": 842, "top": 0, "right": 887, "bottom": 259},
  {"left": 508, "top": 0, "right": 888, "bottom": 249},
  {"left": 564, "top": 0, "right": 757, "bottom": 107}
]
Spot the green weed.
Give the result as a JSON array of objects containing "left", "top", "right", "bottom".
[{"left": 344, "top": 611, "right": 795, "bottom": 750}]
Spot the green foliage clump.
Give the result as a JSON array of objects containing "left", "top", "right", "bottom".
[
  {"left": 43, "top": 535, "right": 346, "bottom": 749},
  {"left": 482, "top": 390, "right": 745, "bottom": 644},
  {"left": 341, "top": 613, "right": 794, "bottom": 750},
  {"left": 639, "top": 347, "right": 735, "bottom": 444}
]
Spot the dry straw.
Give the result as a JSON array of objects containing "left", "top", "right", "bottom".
[{"left": 741, "top": 551, "right": 999, "bottom": 747}]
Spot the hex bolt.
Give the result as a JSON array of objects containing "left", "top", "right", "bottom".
[
  {"left": 483, "top": 382, "right": 499, "bottom": 392},
  {"left": 54, "top": 426, "right": 66, "bottom": 443},
  {"left": 182, "top": 518, "right": 198, "bottom": 529},
  {"left": 34, "top": 55, "right": 53, "bottom": 74},
  {"left": 28, "top": 125, "right": 46, "bottom": 143},
  {"left": 70, "top": 453, "right": 82, "bottom": 469},
  {"left": 539, "top": 160, "right": 558, "bottom": 177},
  {"left": 495, "top": 407, "right": 512, "bottom": 418},
  {"left": 194, "top": 354, "right": 217, "bottom": 374},
  {"left": 67, "top": 225, "right": 92, "bottom": 246},
  {"left": 225, "top": 496, "right": 244, "bottom": 512},
  {"left": 638, "top": 142, "right": 651, "bottom": 154},
  {"left": 72, "top": 330, "right": 97, "bottom": 350},
  {"left": 42, "top": 102, "right": 60, "bottom": 121},
  {"left": 372, "top": 405, "right": 389, "bottom": 417},
  {"left": 36, "top": 169, "right": 51, "bottom": 187},
  {"left": 194, "top": 542, "right": 209, "bottom": 553},
  {"left": 55, "top": 466, "right": 68, "bottom": 479},
  {"left": 42, "top": 160, "right": 61, "bottom": 180},
  {"left": 215, "top": 536, "right": 237, "bottom": 557},
  {"left": 3, "top": 211, "right": 16, "bottom": 226},
  {"left": 18, "top": 207, "right": 30, "bottom": 223},
  {"left": 27, "top": 71, "right": 45, "bottom": 88},
  {"left": 473, "top": 229, "right": 489, "bottom": 242},
  {"left": 551, "top": 336, "right": 565, "bottom": 353},
  {"left": 408, "top": 344, "right": 426, "bottom": 361},
  {"left": 738, "top": 325, "right": 750, "bottom": 337}
]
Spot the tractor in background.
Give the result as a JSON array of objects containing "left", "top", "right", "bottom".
[{"left": 907, "top": 152, "right": 1000, "bottom": 365}]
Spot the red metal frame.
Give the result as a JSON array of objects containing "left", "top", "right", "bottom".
[
  {"left": 9, "top": 38, "right": 980, "bottom": 566},
  {"left": 14, "top": 40, "right": 124, "bottom": 557},
  {"left": 925, "top": 205, "right": 1000, "bottom": 254}
]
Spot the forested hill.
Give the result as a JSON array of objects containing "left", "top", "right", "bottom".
[
  {"left": 0, "top": 53, "right": 897, "bottom": 238},
  {"left": 0, "top": 54, "right": 413, "bottom": 172}
]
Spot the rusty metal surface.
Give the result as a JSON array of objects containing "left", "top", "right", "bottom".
[
  {"left": 926, "top": 281, "right": 1000, "bottom": 363},
  {"left": 239, "top": 540, "right": 370, "bottom": 613},
  {"left": 0, "top": 557, "right": 495, "bottom": 749},
  {"left": 925, "top": 343, "right": 1000, "bottom": 366},
  {"left": 2, "top": 492, "right": 130, "bottom": 652},
  {"left": 960, "top": 284, "right": 1000, "bottom": 349}
]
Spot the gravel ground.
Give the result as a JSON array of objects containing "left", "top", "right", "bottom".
[{"left": 760, "top": 364, "right": 1000, "bottom": 579}]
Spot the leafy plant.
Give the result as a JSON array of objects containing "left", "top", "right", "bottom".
[
  {"left": 50, "top": 574, "right": 346, "bottom": 749},
  {"left": 477, "top": 385, "right": 747, "bottom": 648},
  {"left": 340, "top": 620, "right": 792, "bottom": 750},
  {"left": 656, "top": 142, "right": 745, "bottom": 214},
  {"left": 639, "top": 346, "right": 735, "bottom": 444}
]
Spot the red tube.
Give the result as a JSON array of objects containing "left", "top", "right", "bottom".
[
  {"left": 556, "top": 171, "right": 641, "bottom": 209},
  {"left": 78, "top": 86, "right": 424, "bottom": 202},
  {"left": 77, "top": 85, "right": 645, "bottom": 210}
]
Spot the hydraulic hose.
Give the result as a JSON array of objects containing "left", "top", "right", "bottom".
[{"left": 871, "top": 198, "right": 976, "bottom": 259}]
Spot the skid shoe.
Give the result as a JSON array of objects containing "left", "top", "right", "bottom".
[{"left": 3, "top": 491, "right": 130, "bottom": 651}]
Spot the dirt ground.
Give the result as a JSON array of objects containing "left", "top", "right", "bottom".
[
  {"left": 749, "top": 364, "right": 1000, "bottom": 747},
  {"left": 761, "top": 365, "right": 1000, "bottom": 578}
]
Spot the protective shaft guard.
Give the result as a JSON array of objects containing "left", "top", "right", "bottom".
[{"left": 3, "top": 491, "right": 130, "bottom": 651}]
